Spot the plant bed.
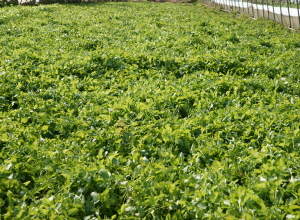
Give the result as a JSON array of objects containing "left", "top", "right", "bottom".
[{"left": 0, "top": 2, "right": 299, "bottom": 219}]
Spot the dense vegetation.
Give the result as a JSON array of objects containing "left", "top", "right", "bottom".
[{"left": 0, "top": 2, "right": 300, "bottom": 219}]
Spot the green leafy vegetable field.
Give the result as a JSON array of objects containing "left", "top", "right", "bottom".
[{"left": 0, "top": 2, "right": 300, "bottom": 219}]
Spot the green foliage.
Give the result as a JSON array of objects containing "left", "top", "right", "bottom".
[{"left": 0, "top": 2, "right": 300, "bottom": 219}]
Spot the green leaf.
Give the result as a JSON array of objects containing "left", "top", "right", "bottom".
[
  {"left": 21, "top": 118, "right": 28, "bottom": 123},
  {"left": 68, "top": 208, "right": 79, "bottom": 216},
  {"left": 41, "top": 125, "right": 49, "bottom": 131},
  {"left": 76, "top": 131, "right": 85, "bottom": 138}
]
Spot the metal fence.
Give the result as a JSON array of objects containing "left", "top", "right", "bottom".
[{"left": 200, "top": 0, "right": 300, "bottom": 29}]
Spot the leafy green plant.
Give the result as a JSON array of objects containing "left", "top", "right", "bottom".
[{"left": 0, "top": 2, "right": 300, "bottom": 219}]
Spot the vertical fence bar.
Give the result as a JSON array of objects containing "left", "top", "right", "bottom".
[
  {"left": 226, "top": 0, "right": 228, "bottom": 11},
  {"left": 287, "top": 0, "right": 292, "bottom": 27},
  {"left": 272, "top": 0, "right": 276, "bottom": 22},
  {"left": 267, "top": 0, "right": 270, "bottom": 19},
  {"left": 252, "top": 0, "right": 255, "bottom": 17},
  {"left": 255, "top": 0, "right": 258, "bottom": 17},
  {"left": 256, "top": 0, "right": 259, "bottom": 18},
  {"left": 242, "top": 0, "right": 244, "bottom": 14},
  {"left": 262, "top": 0, "right": 265, "bottom": 18},
  {"left": 247, "top": 0, "right": 249, "bottom": 14},
  {"left": 234, "top": 0, "right": 236, "bottom": 11},
  {"left": 297, "top": 0, "right": 300, "bottom": 28},
  {"left": 280, "top": 0, "right": 283, "bottom": 25}
]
